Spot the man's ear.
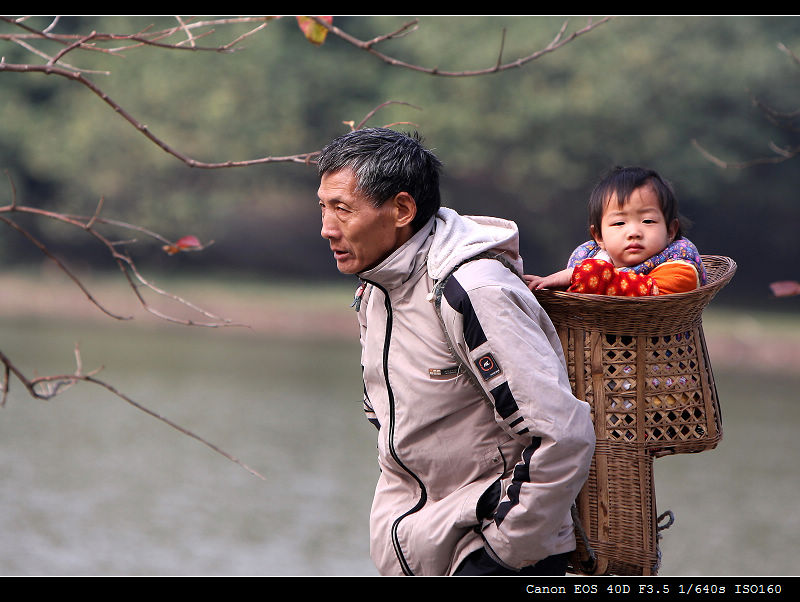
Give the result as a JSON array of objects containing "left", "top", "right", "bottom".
[
  {"left": 392, "top": 192, "right": 417, "bottom": 229},
  {"left": 590, "top": 225, "right": 605, "bottom": 249}
]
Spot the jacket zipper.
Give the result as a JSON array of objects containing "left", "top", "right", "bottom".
[{"left": 364, "top": 278, "right": 428, "bottom": 576}]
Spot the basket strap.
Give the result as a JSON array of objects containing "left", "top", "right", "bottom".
[
  {"left": 653, "top": 509, "right": 675, "bottom": 574},
  {"left": 571, "top": 502, "right": 598, "bottom": 573},
  {"left": 433, "top": 253, "right": 595, "bottom": 572}
]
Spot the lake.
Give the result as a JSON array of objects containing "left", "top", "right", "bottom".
[{"left": 1, "top": 308, "right": 798, "bottom": 576}]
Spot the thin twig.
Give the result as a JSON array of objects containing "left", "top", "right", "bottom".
[
  {"left": 85, "top": 196, "right": 104, "bottom": 230},
  {"left": 1, "top": 362, "right": 9, "bottom": 407},
  {"left": 0, "top": 61, "right": 318, "bottom": 168},
  {"left": 41, "top": 16, "right": 60, "bottom": 35},
  {"left": 694, "top": 42, "right": 800, "bottom": 169},
  {"left": 4, "top": 170, "right": 18, "bottom": 209},
  {"left": 174, "top": 15, "right": 196, "bottom": 48},
  {"left": 692, "top": 138, "right": 800, "bottom": 168},
  {"left": 313, "top": 16, "right": 613, "bottom": 77},
  {"left": 0, "top": 15, "right": 269, "bottom": 55},
  {"left": 0, "top": 348, "right": 267, "bottom": 481},
  {"left": 220, "top": 21, "right": 270, "bottom": 51},
  {"left": 9, "top": 37, "right": 107, "bottom": 74},
  {"left": 354, "top": 100, "right": 422, "bottom": 130},
  {"left": 1, "top": 198, "right": 243, "bottom": 327},
  {"left": 0, "top": 214, "right": 133, "bottom": 320},
  {"left": 778, "top": 42, "right": 800, "bottom": 67},
  {"left": 48, "top": 30, "right": 98, "bottom": 65},
  {"left": 495, "top": 28, "right": 507, "bottom": 70}
]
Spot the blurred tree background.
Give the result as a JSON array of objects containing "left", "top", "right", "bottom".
[{"left": 2, "top": 15, "right": 799, "bottom": 308}]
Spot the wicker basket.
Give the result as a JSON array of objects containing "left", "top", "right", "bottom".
[
  {"left": 533, "top": 255, "right": 736, "bottom": 575},
  {"left": 533, "top": 255, "right": 736, "bottom": 456},
  {"left": 571, "top": 442, "right": 659, "bottom": 575}
]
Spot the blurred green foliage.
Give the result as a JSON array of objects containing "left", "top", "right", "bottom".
[{"left": 2, "top": 16, "right": 799, "bottom": 306}]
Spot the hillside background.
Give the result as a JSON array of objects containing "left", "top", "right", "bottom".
[{"left": 2, "top": 16, "right": 799, "bottom": 310}]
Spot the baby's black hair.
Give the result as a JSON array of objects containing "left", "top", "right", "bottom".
[{"left": 588, "top": 166, "right": 686, "bottom": 239}]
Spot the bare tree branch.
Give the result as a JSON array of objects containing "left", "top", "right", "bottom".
[
  {"left": 691, "top": 138, "right": 800, "bottom": 169},
  {"left": 0, "top": 214, "right": 132, "bottom": 321},
  {"left": 352, "top": 100, "right": 422, "bottom": 131},
  {"left": 2, "top": 16, "right": 612, "bottom": 170},
  {"left": 1, "top": 180, "right": 243, "bottom": 328},
  {"left": 0, "top": 346, "right": 268, "bottom": 481},
  {"left": 0, "top": 15, "right": 273, "bottom": 56},
  {"left": 694, "top": 41, "right": 800, "bottom": 169},
  {"left": 313, "top": 16, "right": 614, "bottom": 77},
  {"left": 0, "top": 61, "right": 319, "bottom": 168},
  {"left": 0, "top": 15, "right": 614, "bottom": 482},
  {"left": 1, "top": 169, "right": 265, "bottom": 477},
  {"left": 778, "top": 41, "right": 800, "bottom": 68}
]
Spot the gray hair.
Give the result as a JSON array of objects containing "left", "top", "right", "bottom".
[{"left": 317, "top": 128, "right": 442, "bottom": 232}]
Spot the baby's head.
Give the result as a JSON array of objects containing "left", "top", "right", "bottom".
[{"left": 587, "top": 166, "right": 684, "bottom": 268}]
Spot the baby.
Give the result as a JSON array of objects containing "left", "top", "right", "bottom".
[{"left": 526, "top": 166, "right": 706, "bottom": 296}]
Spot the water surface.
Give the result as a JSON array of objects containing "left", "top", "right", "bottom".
[{"left": 1, "top": 315, "right": 797, "bottom": 576}]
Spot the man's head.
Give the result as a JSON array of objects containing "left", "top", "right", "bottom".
[{"left": 317, "top": 128, "right": 443, "bottom": 274}]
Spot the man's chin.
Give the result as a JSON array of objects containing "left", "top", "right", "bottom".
[{"left": 335, "top": 260, "right": 360, "bottom": 275}]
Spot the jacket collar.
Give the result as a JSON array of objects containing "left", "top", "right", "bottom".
[{"left": 358, "top": 215, "right": 436, "bottom": 291}]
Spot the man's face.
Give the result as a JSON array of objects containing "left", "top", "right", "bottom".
[{"left": 318, "top": 169, "right": 407, "bottom": 275}]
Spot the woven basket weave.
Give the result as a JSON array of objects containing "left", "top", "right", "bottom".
[
  {"left": 571, "top": 442, "right": 658, "bottom": 576},
  {"left": 533, "top": 256, "right": 736, "bottom": 455},
  {"left": 533, "top": 255, "right": 736, "bottom": 575}
]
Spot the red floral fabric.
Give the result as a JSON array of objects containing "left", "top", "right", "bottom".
[{"left": 568, "top": 258, "right": 658, "bottom": 296}]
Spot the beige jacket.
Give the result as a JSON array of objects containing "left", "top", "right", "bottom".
[{"left": 356, "top": 208, "right": 594, "bottom": 576}]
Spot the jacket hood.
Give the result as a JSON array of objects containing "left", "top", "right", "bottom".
[
  {"left": 427, "top": 207, "right": 523, "bottom": 280},
  {"left": 358, "top": 207, "right": 523, "bottom": 289}
]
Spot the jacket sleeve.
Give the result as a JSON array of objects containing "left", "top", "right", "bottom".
[{"left": 439, "top": 259, "right": 595, "bottom": 569}]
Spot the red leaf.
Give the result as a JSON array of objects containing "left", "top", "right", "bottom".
[
  {"left": 769, "top": 280, "right": 800, "bottom": 297},
  {"left": 163, "top": 235, "right": 203, "bottom": 255},
  {"left": 296, "top": 16, "right": 332, "bottom": 45}
]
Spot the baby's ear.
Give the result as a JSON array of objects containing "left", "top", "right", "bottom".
[
  {"left": 590, "top": 225, "right": 604, "bottom": 248},
  {"left": 667, "top": 219, "right": 679, "bottom": 241}
]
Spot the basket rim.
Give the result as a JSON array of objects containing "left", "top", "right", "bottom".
[{"left": 531, "top": 255, "right": 736, "bottom": 307}]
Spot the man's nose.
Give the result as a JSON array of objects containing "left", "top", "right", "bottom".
[{"left": 320, "top": 212, "right": 338, "bottom": 240}]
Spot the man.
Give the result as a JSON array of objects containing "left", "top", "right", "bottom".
[{"left": 317, "top": 128, "right": 594, "bottom": 576}]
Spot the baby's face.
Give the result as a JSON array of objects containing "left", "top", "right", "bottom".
[{"left": 592, "top": 185, "right": 678, "bottom": 268}]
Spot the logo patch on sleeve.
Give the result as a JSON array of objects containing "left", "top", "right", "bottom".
[{"left": 475, "top": 353, "right": 502, "bottom": 381}]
